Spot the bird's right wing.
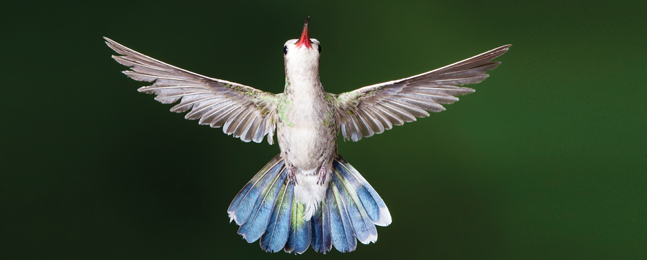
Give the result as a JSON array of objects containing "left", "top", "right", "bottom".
[
  {"left": 335, "top": 45, "right": 510, "bottom": 142},
  {"left": 105, "top": 37, "right": 278, "bottom": 144}
]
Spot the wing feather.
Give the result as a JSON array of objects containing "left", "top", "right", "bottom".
[
  {"left": 335, "top": 44, "right": 510, "bottom": 141},
  {"left": 105, "top": 37, "right": 278, "bottom": 144}
]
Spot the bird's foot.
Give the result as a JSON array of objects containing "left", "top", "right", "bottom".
[
  {"left": 287, "top": 165, "right": 297, "bottom": 185},
  {"left": 316, "top": 164, "right": 327, "bottom": 185}
]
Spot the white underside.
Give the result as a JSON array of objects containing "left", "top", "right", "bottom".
[
  {"left": 281, "top": 41, "right": 334, "bottom": 221},
  {"left": 294, "top": 169, "right": 331, "bottom": 220}
]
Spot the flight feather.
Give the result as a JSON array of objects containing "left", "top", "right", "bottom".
[
  {"left": 335, "top": 44, "right": 511, "bottom": 142},
  {"left": 104, "top": 37, "right": 278, "bottom": 144}
]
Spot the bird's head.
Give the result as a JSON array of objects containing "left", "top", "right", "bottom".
[{"left": 284, "top": 17, "right": 321, "bottom": 81}]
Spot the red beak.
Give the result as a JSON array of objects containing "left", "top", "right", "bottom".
[{"left": 295, "top": 17, "right": 312, "bottom": 49}]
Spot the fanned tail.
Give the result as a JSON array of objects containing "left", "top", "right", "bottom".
[{"left": 227, "top": 154, "right": 391, "bottom": 254}]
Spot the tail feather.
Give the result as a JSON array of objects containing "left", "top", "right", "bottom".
[
  {"left": 334, "top": 156, "right": 392, "bottom": 226},
  {"left": 311, "top": 201, "right": 332, "bottom": 253},
  {"left": 227, "top": 155, "right": 285, "bottom": 225},
  {"left": 260, "top": 182, "right": 293, "bottom": 252},
  {"left": 228, "top": 154, "right": 391, "bottom": 254},
  {"left": 328, "top": 184, "right": 357, "bottom": 252},
  {"left": 237, "top": 166, "right": 287, "bottom": 242},
  {"left": 331, "top": 169, "right": 378, "bottom": 244},
  {"left": 284, "top": 201, "right": 312, "bottom": 254}
]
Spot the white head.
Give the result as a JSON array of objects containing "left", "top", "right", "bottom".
[{"left": 283, "top": 17, "right": 321, "bottom": 84}]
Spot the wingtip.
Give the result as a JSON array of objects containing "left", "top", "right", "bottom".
[
  {"left": 484, "top": 44, "right": 511, "bottom": 59},
  {"left": 103, "top": 36, "right": 116, "bottom": 46},
  {"left": 498, "top": 44, "right": 512, "bottom": 52},
  {"left": 103, "top": 37, "right": 122, "bottom": 53}
]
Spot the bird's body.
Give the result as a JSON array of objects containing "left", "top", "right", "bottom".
[
  {"left": 105, "top": 18, "right": 510, "bottom": 254},
  {"left": 278, "top": 87, "right": 336, "bottom": 219},
  {"left": 278, "top": 33, "right": 338, "bottom": 219}
]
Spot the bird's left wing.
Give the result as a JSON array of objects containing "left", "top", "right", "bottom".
[
  {"left": 335, "top": 45, "right": 510, "bottom": 142},
  {"left": 105, "top": 37, "right": 278, "bottom": 144}
]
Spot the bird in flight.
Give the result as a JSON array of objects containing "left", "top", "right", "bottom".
[{"left": 105, "top": 17, "right": 510, "bottom": 254}]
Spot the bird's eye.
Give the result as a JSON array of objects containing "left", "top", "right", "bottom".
[
  {"left": 318, "top": 45, "right": 321, "bottom": 53},
  {"left": 283, "top": 46, "right": 288, "bottom": 55}
]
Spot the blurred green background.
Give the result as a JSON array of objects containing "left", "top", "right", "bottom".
[{"left": 3, "top": 0, "right": 646, "bottom": 259}]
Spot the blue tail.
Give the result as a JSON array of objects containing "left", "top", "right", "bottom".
[{"left": 227, "top": 154, "right": 391, "bottom": 254}]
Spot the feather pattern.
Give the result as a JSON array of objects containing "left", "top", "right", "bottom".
[
  {"left": 331, "top": 167, "right": 378, "bottom": 244},
  {"left": 335, "top": 44, "right": 510, "bottom": 141},
  {"left": 311, "top": 199, "right": 332, "bottom": 253},
  {"left": 334, "top": 156, "right": 392, "bottom": 226},
  {"left": 227, "top": 155, "right": 285, "bottom": 225},
  {"left": 284, "top": 200, "right": 312, "bottom": 254},
  {"left": 328, "top": 183, "right": 357, "bottom": 252},
  {"left": 104, "top": 37, "right": 278, "bottom": 144},
  {"left": 237, "top": 165, "right": 287, "bottom": 243},
  {"left": 230, "top": 155, "right": 389, "bottom": 254},
  {"left": 260, "top": 181, "right": 294, "bottom": 253}
]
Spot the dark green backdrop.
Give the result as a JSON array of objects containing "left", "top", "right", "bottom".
[{"left": 3, "top": 1, "right": 646, "bottom": 259}]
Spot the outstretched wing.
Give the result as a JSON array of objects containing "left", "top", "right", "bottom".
[
  {"left": 105, "top": 37, "right": 278, "bottom": 144},
  {"left": 335, "top": 44, "right": 510, "bottom": 142}
]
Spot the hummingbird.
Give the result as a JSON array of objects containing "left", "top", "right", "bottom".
[{"left": 105, "top": 17, "right": 510, "bottom": 254}]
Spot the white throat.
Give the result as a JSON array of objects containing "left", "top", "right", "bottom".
[{"left": 284, "top": 38, "right": 321, "bottom": 93}]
